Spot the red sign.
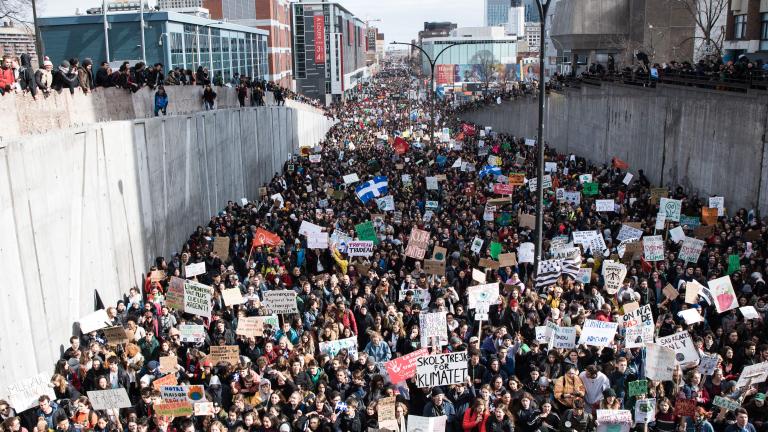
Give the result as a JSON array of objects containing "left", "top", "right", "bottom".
[
  {"left": 393, "top": 137, "right": 409, "bottom": 155},
  {"left": 462, "top": 123, "right": 476, "bottom": 136},
  {"left": 436, "top": 64, "right": 455, "bottom": 85},
  {"left": 314, "top": 14, "right": 325, "bottom": 64},
  {"left": 384, "top": 348, "right": 429, "bottom": 383},
  {"left": 253, "top": 228, "right": 282, "bottom": 247},
  {"left": 674, "top": 399, "right": 696, "bottom": 417},
  {"left": 493, "top": 184, "right": 514, "bottom": 195}
]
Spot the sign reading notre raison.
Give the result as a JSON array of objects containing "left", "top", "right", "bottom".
[{"left": 415, "top": 351, "right": 468, "bottom": 388}]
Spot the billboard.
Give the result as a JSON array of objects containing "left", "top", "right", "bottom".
[
  {"left": 436, "top": 64, "right": 455, "bottom": 85},
  {"left": 452, "top": 64, "right": 520, "bottom": 83},
  {"left": 314, "top": 14, "right": 325, "bottom": 64}
]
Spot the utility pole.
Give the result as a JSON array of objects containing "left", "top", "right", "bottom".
[
  {"left": 103, "top": 0, "right": 111, "bottom": 62},
  {"left": 533, "top": 0, "right": 552, "bottom": 286},
  {"left": 31, "top": 0, "right": 44, "bottom": 67}
]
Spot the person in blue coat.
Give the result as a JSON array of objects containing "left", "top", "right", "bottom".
[{"left": 154, "top": 86, "right": 168, "bottom": 116}]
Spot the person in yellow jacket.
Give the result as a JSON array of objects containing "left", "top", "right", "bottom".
[
  {"left": 330, "top": 243, "right": 348, "bottom": 275},
  {"left": 554, "top": 365, "right": 586, "bottom": 409}
]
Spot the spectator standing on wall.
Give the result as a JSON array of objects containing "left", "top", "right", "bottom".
[
  {"left": 52, "top": 60, "right": 79, "bottom": 94},
  {"left": 274, "top": 85, "right": 285, "bottom": 106},
  {"left": 35, "top": 58, "right": 54, "bottom": 96},
  {"left": 0, "top": 55, "right": 15, "bottom": 95},
  {"left": 195, "top": 66, "right": 210, "bottom": 86},
  {"left": 154, "top": 86, "right": 168, "bottom": 117},
  {"left": 203, "top": 84, "right": 216, "bottom": 110},
  {"left": 78, "top": 58, "right": 94, "bottom": 94},
  {"left": 17, "top": 53, "right": 37, "bottom": 98},
  {"left": 237, "top": 80, "right": 248, "bottom": 107},
  {"left": 94, "top": 61, "right": 111, "bottom": 87}
]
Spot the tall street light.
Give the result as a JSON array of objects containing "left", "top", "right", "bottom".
[
  {"left": 390, "top": 41, "right": 466, "bottom": 144},
  {"left": 533, "top": 0, "right": 553, "bottom": 287}
]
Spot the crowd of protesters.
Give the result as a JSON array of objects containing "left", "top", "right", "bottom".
[
  {"left": 0, "top": 61, "right": 767, "bottom": 432},
  {"left": 0, "top": 54, "right": 321, "bottom": 114}
]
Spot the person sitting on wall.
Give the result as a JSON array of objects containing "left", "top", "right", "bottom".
[{"left": 154, "top": 86, "right": 168, "bottom": 117}]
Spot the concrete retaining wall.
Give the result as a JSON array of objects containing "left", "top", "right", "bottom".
[
  {"left": 460, "top": 84, "right": 768, "bottom": 215},
  {"left": 0, "top": 102, "right": 333, "bottom": 394}
]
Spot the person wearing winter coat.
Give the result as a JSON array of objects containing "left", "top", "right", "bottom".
[
  {"left": 53, "top": 60, "right": 79, "bottom": 94},
  {"left": 77, "top": 58, "right": 94, "bottom": 94},
  {"left": 462, "top": 398, "right": 490, "bottom": 432},
  {"left": 203, "top": 85, "right": 217, "bottom": 110},
  {"left": 35, "top": 58, "right": 54, "bottom": 95},
  {"left": 17, "top": 53, "right": 37, "bottom": 97},
  {"left": 154, "top": 86, "right": 168, "bottom": 116},
  {"left": 94, "top": 61, "right": 112, "bottom": 87},
  {"left": 485, "top": 405, "right": 514, "bottom": 432},
  {"left": 363, "top": 332, "right": 392, "bottom": 362},
  {"left": 0, "top": 55, "right": 16, "bottom": 95}
]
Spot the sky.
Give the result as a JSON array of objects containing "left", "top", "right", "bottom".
[{"left": 38, "top": 0, "right": 485, "bottom": 46}]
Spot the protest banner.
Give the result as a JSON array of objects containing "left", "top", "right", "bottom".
[
  {"left": 319, "top": 337, "right": 359, "bottom": 360},
  {"left": 424, "top": 259, "right": 445, "bottom": 276},
  {"left": 602, "top": 261, "right": 627, "bottom": 294},
  {"left": 236, "top": 317, "right": 264, "bottom": 337},
  {"left": 263, "top": 290, "right": 299, "bottom": 314},
  {"left": 399, "top": 289, "right": 431, "bottom": 309},
  {"left": 159, "top": 385, "right": 205, "bottom": 403},
  {"left": 552, "top": 326, "right": 577, "bottom": 349},
  {"left": 213, "top": 236, "right": 230, "bottom": 259},
  {"left": 493, "top": 183, "right": 514, "bottom": 195},
  {"left": 184, "top": 262, "right": 206, "bottom": 278},
  {"left": 252, "top": 228, "right": 282, "bottom": 247},
  {"left": 712, "top": 396, "right": 741, "bottom": 412},
  {"left": 87, "top": 388, "right": 133, "bottom": 410},
  {"left": 674, "top": 399, "right": 696, "bottom": 417},
  {"left": 78, "top": 309, "right": 112, "bottom": 334},
  {"left": 405, "top": 228, "right": 430, "bottom": 260},
  {"left": 179, "top": 324, "right": 205, "bottom": 343},
  {"left": 183, "top": 281, "right": 211, "bottom": 319},
  {"left": 208, "top": 346, "right": 240, "bottom": 365},
  {"left": 678, "top": 237, "right": 705, "bottom": 263},
  {"left": 708, "top": 275, "right": 738, "bottom": 313},
  {"left": 643, "top": 235, "right": 664, "bottom": 261},
  {"left": 596, "top": 410, "right": 632, "bottom": 432},
  {"left": 578, "top": 320, "right": 618, "bottom": 347},
  {"left": 166, "top": 277, "right": 185, "bottom": 310},
  {"left": 159, "top": 356, "right": 177, "bottom": 374},
  {"left": 103, "top": 326, "right": 129, "bottom": 345},
  {"left": 617, "top": 225, "right": 644, "bottom": 242},
  {"left": 347, "top": 240, "right": 374, "bottom": 257},
  {"left": 658, "top": 331, "right": 700, "bottom": 365},
  {"left": 635, "top": 399, "right": 656, "bottom": 424},
  {"left": 154, "top": 401, "right": 193, "bottom": 417},
  {"left": 221, "top": 288, "right": 243, "bottom": 306},
  {"left": 645, "top": 342, "right": 677, "bottom": 381},
  {"left": 415, "top": 351, "right": 468, "bottom": 388},
  {"left": 419, "top": 311, "right": 448, "bottom": 348},
  {"left": 384, "top": 348, "right": 430, "bottom": 383},
  {"left": 628, "top": 380, "right": 648, "bottom": 397},
  {"left": 660, "top": 198, "right": 682, "bottom": 222},
  {"left": 152, "top": 374, "right": 178, "bottom": 390},
  {"left": 596, "top": 199, "right": 614, "bottom": 212},
  {"left": 1, "top": 373, "right": 57, "bottom": 410},
  {"left": 735, "top": 362, "right": 768, "bottom": 388}
]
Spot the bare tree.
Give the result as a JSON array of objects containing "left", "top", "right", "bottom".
[
  {"left": 470, "top": 50, "right": 498, "bottom": 95},
  {"left": 1, "top": 0, "right": 34, "bottom": 28},
  {"left": 677, "top": 0, "right": 728, "bottom": 59}
]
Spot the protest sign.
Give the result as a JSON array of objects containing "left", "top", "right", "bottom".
[
  {"left": 426, "top": 176, "right": 438, "bottom": 190},
  {"left": 420, "top": 311, "right": 448, "bottom": 348},
  {"left": 254, "top": 228, "right": 282, "bottom": 247},
  {"left": 347, "top": 240, "right": 374, "bottom": 257},
  {"left": 319, "top": 337, "right": 359, "bottom": 360},
  {"left": 415, "top": 351, "right": 468, "bottom": 388},
  {"left": 498, "top": 253, "right": 517, "bottom": 267},
  {"left": 424, "top": 259, "right": 446, "bottom": 275},
  {"left": 87, "top": 388, "right": 132, "bottom": 410},
  {"left": 596, "top": 199, "right": 615, "bottom": 212},
  {"left": 740, "top": 306, "right": 760, "bottom": 320},
  {"left": 103, "top": 326, "right": 129, "bottom": 345},
  {"left": 221, "top": 288, "right": 243, "bottom": 306},
  {"left": 709, "top": 197, "right": 725, "bottom": 216},
  {"left": 398, "top": 289, "right": 431, "bottom": 309},
  {"left": 78, "top": 309, "right": 112, "bottom": 334},
  {"left": 518, "top": 242, "right": 535, "bottom": 263},
  {"left": 658, "top": 331, "right": 700, "bottom": 365},
  {"left": 493, "top": 183, "right": 514, "bottom": 195},
  {"left": 166, "top": 277, "right": 185, "bottom": 310},
  {"left": 701, "top": 207, "right": 718, "bottom": 225},
  {"left": 470, "top": 237, "right": 484, "bottom": 254},
  {"left": 152, "top": 374, "right": 177, "bottom": 390},
  {"left": 680, "top": 215, "right": 701, "bottom": 229},
  {"left": 623, "top": 173, "right": 633, "bottom": 185},
  {"left": 684, "top": 280, "right": 702, "bottom": 304},
  {"left": 179, "top": 324, "right": 205, "bottom": 343},
  {"left": 159, "top": 385, "right": 205, "bottom": 403},
  {"left": 405, "top": 228, "right": 430, "bottom": 260},
  {"left": 309, "top": 154, "right": 322, "bottom": 163},
  {"left": 150, "top": 270, "right": 166, "bottom": 283},
  {"left": 471, "top": 268, "right": 487, "bottom": 284},
  {"left": 635, "top": 399, "right": 656, "bottom": 424},
  {"left": 307, "top": 231, "right": 329, "bottom": 249},
  {"left": 299, "top": 220, "right": 325, "bottom": 236},
  {"left": 263, "top": 290, "right": 299, "bottom": 314},
  {"left": 1, "top": 373, "right": 57, "bottom": 410},
  {"left": 679, "top": 308, "right": 703, "bottom": 325},
  {"left": 407, "top": 415, "right": 446, "bottom": 432},
  {"left": 509, "top": 173, "right": 526, "bottom": 186},
  {"left": 478, "top": 258, "right": 500, "bottom": 270},
  {"left": 596, "top": 410, "right": 632, "bottom": 432},
  {"left": 577, "top": 268, "right": 592, "bottom": 284},
  {"left": 698, "top": 352, "right": 720, "bottom": 376},
  {"left": 643, "top": 235, "right": 664, "bottom": 261},
  {"left": 578, "top": 320, "right": 618, "bottom": 347},
  {"left": 378, "top": 396, "right": 397, "bottom": 424},
  {"left": 621, "top": 305, "right": 653, "bottom": 328},
  {"left": 376, "top": 195, "right": 395, "bottom": 211},
  {"left": 678, "top": 237, "right": 705, "bottom": 263},
  {"left": 236, "top": 317, "right": 264, "bottom": 337},
  {"left": 385, "top": 348, "right": 430, "bottom": 383},
  {"left": 519, "top": 213, "right": 536, "bottom": 229},
  {"left": 602, "top": 261, "right": 627, "bottom": 294},
  {"left": 650, "top": 188, "right": 668, "bottom": 204},
  {"left": 183, "top": 281, "right": 211, "bottom": 319},
  {"left": 709, "top": 275, "right": 738, "bottom": 313},
  {"left": 583, "top": 182, "right": 599, "bottom": 196},
  {"left": 185, "top": 262, "right": 206, "bottom": 278},
  {"left": 736, "top": 362, "right": 768, "bottom": 388},
  {"left": 572, "top": 231, "right": 598, "bottom": 245},
  {"left": 670, "top": 227, "right": 685, "bottom": 243},
  {"left": 645, "top": 343, "right": 677, "bottom": 381},
  {"left": 159, "top": 356, "right": 177, "bottom": 374},
  {"left": 343, "top": 173, "right": 360, "bottom": 184},
  {"left": 552, "top": 326, "right": 577, "bottom": 349},
  {"left": 467, "top": 283, "right": 499, "bottom": 310},
  {"left": 617, "top": 225, "right": 644, "bottom": 242},
  {"left": 213, "top": 236, "right": 230, "bottom": 259},
  {"left": 628, "top": 380, "right": 648, "bottom": 397},
  {"left": 674, "top": 399, "right": 696, "bottom": 417},
  {"left": 660, "top": 198, "right": 682, "bottom": 222},
  {"left": 194, "top": 402, "right": 214, "bottom": 416},
  {"left": 563, "top": 191, "right": 581, "bottom": 206},
  {"left": 154, "top": 401, "right": 193, "bottom": 417},
  {"left": 579, "top": 174, "right": 593, "bottom": 183},
  {"left": 208, "top": 346, "right": 239, "bottom": 365},
  {"left": 663, "top": 284, "right": 679, "bottom": 300},
  {"left": 712, "top": 396, "right": 741, "bottom": 412}
]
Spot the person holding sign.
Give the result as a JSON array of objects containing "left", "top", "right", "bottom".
[{"left": 554, "top": 366, "right": 586, "bottom": 409}]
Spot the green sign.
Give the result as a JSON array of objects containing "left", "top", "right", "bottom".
[
  {"left": 727, "top": 254, "right": 741, "bottom": 275},
  {"left": 680, "top": 215, "right": 701, "bottom": 229},
  {"left": 628, "top": 379, "right": 648, "bottom": 397},
  {"left": 355, "top": 221, "right": 379, "bottom": 245},
  {"left": 583, "top": 182, "right": 599, "bottom": 196},
  {"left": 495, "top": 212, "right": 512, "bottom": 227},
  {"left": 490, "top": 242, "right": 502, "bottom": 260}
]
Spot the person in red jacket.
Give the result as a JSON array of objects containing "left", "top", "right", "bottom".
[
  {"left": 334, "top": 297, "right": 358, "bottom": 335},
  {"left": 462, "top": 398, "right": 490, "bottom": 432},
  {"left": 0, "top": 55, "right": 16, "bottom": 95}
]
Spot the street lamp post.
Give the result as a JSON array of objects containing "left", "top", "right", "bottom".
[
  {"left": 390, "top": 41, "right": 465, "bottom": 144},
  {"left": 533, "top": 0, "right": 552, "bottom": 288}
]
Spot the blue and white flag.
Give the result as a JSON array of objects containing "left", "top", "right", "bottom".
[
  {"left": 479, "top": 165, "right": 502, "bottom": 178},
  {"left": 355, "top": 176, "right": 389, "bottom": 203}
]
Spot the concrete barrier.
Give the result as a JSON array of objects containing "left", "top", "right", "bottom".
[
  {"left": 0, "top": 102, "right": 334, "bottom": 392},
  {"left": 460, "top": 83, "right": 768, "bottom": 215}
]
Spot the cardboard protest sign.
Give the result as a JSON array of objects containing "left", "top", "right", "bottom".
[
  {"left": 154, "top": 401, "right": 193, "bottom": 417},
  {"left": 213, "top": 237, "right": 230, "bottom": 259},
  {"left": 678, "top": 237, "right": 705, "bottom": 263},
  {"left": 509, "top": 173, "right": 525, "bottom": 186},
  {"left": 578, "top": 320, "right": 618, "bottom": 347},
  {"left": 1, "top": 373, "right": 57, "bottom": 410},
  {"left": 644, "top": 343, "right": 677, "bottom": 381},
  {"left": 166, "top": 277, "right": 185, "bottom": 310},
  {"left": 159, "top": 356, "right": 178, "bottom": 374},
  {"left": 419, "top": 311, "right": 448, "bottom": 348},
  {"left": 650, "top": 188, "right": 668, "bottom": 205},
  {"left": 663, "top": 284, "right": 679, "bottom": 300},
  {"left": 184, "top": 262, "right": 206, "bottom": 278},
  {"left": 709, "top": 275, "right": 738, "bottom": 313},
  {"left": 657, "top": 331, "right": 700, "bottom": 365},
  {"left": 602, "top": 261, "right": 627, "bottom": 294},
  {"left": 150, "top": 270, "right": 166, "bottom": 283},
  {"left": 236, "top": 317, "right": 264, "bottom": 337},
  {"left": 478, "top": 258, "right": 500, "bottom": 270},
  {"left": 152, "top": 374, "right": 178, "bottom": 390},
  {"left": 405, "top": 228, "right": 430, "bottom": 260},
  {"left": 424, "top": 259, "right": 445, "bottom": 276},
  {"left": 519, "top": 213, "right": 535, "bottom": 229},
  {"left": 263, "top": 290, "right": 299, "bottom": 314},
  {"left": 498, "top": 253, "right": 517, "bottom": 267},
  {"left": 643, "top": 235, "right": 664, "bottom": 261},
  {"left": 415, "top": 351, "right": 468, "bottom": 388},
  {"left": 384, "top": 348, "right": 430, "bottom": 383},
  {"left": 674, "top": 399, "right": 696, "bottom": 417},
  {"left": 208, "top": 346, "right": 240, "bottom": 365},
  {"left": 104, "top": 326, "right": 129, "bottom": 345},
  {"left": 471, "top": 268, "right": 487, "bottom": 284},
  {"left": 693, "top": 225, "right": 715, "bottom": 239},
  {"left": 184, "top": 281, "right": 212, "bottom": 319},
  {"left": 221, "top": 288, "right": 243, "bottom": 306},
  {"left": 87, "top": 389, "right": 133, "bottom": 410},
  {"left": 684, "top": 280, "right": 702, "bottom": 304}
]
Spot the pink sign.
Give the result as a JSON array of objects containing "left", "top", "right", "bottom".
[
  {"left": 493, "top": 184, "right": 514, "bottom": 195},
  {"left": 384, "top": 348, "right": 429, "bottom": 383}
]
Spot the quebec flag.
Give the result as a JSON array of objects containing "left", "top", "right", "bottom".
[
  {"left": 355, "top": 176, "right": 389, "bottom": 203},
  {"left": 479, "top": 165, "right": 502, "bottom": 178}
]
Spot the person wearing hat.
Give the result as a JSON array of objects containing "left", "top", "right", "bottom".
[
  {"left": 744, "top": 393, "right": 766, "bottom": 431},
  {"left": 34, "top": 57, "right": 54, "bottom": 96},
  {"left": 423, "top": 387, "right": 457, "bottom": 431},
  {"left": 599, "top": 389, "right": 620, "bottom": 410},
  {"left": 52, "top": 58, "right": 79, "bottom": 94},
  {"left": 77, "top": 58, "right": 93, "bottom": 94}
]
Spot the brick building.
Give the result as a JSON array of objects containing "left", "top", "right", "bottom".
[
  {"left": 254, "top": 0, "right": 293, "bottom": 88},
  {"left": 0, "top": 22, "right": 38, "bottom": 66},
  {"left": 723, "top": 0, "right": 768, "bottom": 59}
]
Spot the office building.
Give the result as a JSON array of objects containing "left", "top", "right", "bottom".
[
  {"left": 723, "top": 0, "right": 766, "bottom": 59},
  {"left": 524, "top": 21, "right": 541, "bottom": 52},
  {"left": 38, "top": 11, "right": 268, "bottom": 82},
  {"left": 0, "top": 22, "right": 37, "bottom": 66},
  {"left": 290, "top": 1, "right": 369, "bottom": 105},
  {"left": 523, "top": 0, "right": 541, "bottom": 22},
  {"left": 157, "top": 0, "right": 211, "bottom": 17},
  {"left": 202, "top": 0, "right": 257, "bottom": 21},
  {"left": 486, "top": 0, "right": 514, "bottom": 27}
]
